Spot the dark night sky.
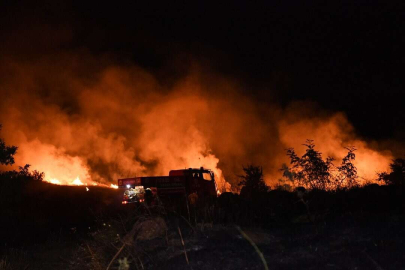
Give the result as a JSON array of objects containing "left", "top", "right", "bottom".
[{"left": 1, "top": 0, "right": 404, "bottom": 141}]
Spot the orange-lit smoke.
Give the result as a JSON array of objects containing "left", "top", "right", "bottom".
[
  {"left": 277, "top": 108, "right": 392, "bottom": 184},
  {"left": 0, "top": 53, "right": 393, "bottom": 189}
]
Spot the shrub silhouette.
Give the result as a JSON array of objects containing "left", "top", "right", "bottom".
[
  {"left": 378, "top": 158, "right": 405, "bottom": 193},
  {"left": 0, "top": 124, "right": 17, "bottom": 166},
  {"left": 283, "top": 140, "right": 359, "bottom": 190},
  {"left": 0, "top": 124, "right": 44, "bottom": 181},
  {"left": 238, "top": 165, "right": 269, "bottom": 199},
  {"left": 285, "top": 140, "right": 333, "bottom": 190},
  {"left": 335, "top": 146, "right": 359, "bottom": 189},
  {"left": 1, "top": 164, "right": 45, "bottom": 182}
]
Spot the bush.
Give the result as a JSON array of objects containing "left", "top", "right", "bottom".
[
  {"left": 0, "top": 164, "right": 44, "bottom": 182},
  {"left": 282, "top": 140, "right": 359, "bottom": 190},
  {"left": 0, "top": 124, "right": 17, "bottom": 166},
  {"left": 378, "top": 158, "right": 405, "bottom": 193},
  {"left": 238, "top": 165, "right": 269, "bottom": 199}
]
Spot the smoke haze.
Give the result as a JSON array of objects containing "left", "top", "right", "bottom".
[{"left": 0, "top": 50, "right": 393, "bottom": 189}]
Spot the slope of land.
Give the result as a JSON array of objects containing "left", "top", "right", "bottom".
[{"left": 1, "top": 179, "right": 404, "bottom": 270}]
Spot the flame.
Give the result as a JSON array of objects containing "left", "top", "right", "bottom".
[
  {"left": 71, "top": 177, "right": 85, "bottom": 186},
  {"left": 43, "top": 175, "right": 117, "bottom": 189},
  {"left": 48, "top": 178, "right": 61, "bottom": 185}
]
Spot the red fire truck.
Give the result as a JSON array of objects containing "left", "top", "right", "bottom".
[{"left": 118, "top": 167, "right": 218, "bottom": 205}]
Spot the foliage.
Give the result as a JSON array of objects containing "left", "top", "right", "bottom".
[
  {"left": 0, "top": 124, "right": 18, "bottom": 166},
  {"left": 283, "top": 140, "right": 359, "bottom": 190},
  {"left": 335, "top": 147, "right": 358, "bottom": 189},
  {"left": 0, "top": 164, "right": 45, "bottom": 181},
  {"left": 238, "top": 165, "right": 269, "bottom": 198},
  {"left": 285, "top": 140, "right": 334, "bottom": 190},
  {"left": 0, "top": 124, "right": 44, "bottom": 181},
  {"left": 378, "top": 158, "right": 405, "bottom": 188},
  {"left": 17, "top": 164, "right": 45, "bottom": 181}
]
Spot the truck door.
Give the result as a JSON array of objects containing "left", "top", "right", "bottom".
[
  {"left": 201, "top": 171, "right": 216, "bottom": 196},
  {"left": 189, "top": 172, "right": 201, "bottom": 194}
]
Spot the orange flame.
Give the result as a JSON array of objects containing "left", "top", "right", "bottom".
[
  {"left": 110, "top": 184, "right": 118, "bottom": 189},
  {"left": 71, "top": 177, "right": 85, "bottom": 186},
  {"left": 48, "top": 178, "right": 62, "bottom": 185}
]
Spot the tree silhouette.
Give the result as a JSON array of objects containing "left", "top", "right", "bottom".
[
  {"left": 0, "top": 124, "right": 43, "bottom": 181},
  {"left": 17, "top": 164, "right": 44, "bottom": 180},
  {"left": 378, "top": 158, "right": 405, "bottom": 193},
  {"left": 336, "top": 147, "right": 358, "bottom": 189},
  {"left": 238, "top": 165, "right": 269, "bottom": 198},
  {"left": 285, "top": 140, "right": 334, "bottom": 190},
  {"left": 0, "top": 124, "right": 17, "bottom": 166},
  {"left": 283, "top": 140, "right": 360, "bottom": 190}
]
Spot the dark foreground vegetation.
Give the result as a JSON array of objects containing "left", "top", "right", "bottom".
[{"left": 1, "top": 175, "right": 405, "bottom": 270}]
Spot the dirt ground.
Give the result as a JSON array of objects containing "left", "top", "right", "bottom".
[{"left": 3, "top": 212, "right": 404, "bottom": 270}]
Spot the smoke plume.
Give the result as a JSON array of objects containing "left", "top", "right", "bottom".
[{"left": 0, "top": 51, "right": 393, "bottom": 189}]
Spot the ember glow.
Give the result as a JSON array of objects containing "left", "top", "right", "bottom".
[{"left": 0, "top": 54, "right": 394, "bottom": 189}]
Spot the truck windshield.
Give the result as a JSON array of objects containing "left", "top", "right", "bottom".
[{"left": 202, "top": 172, "right": 212, "bottom": 181}]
